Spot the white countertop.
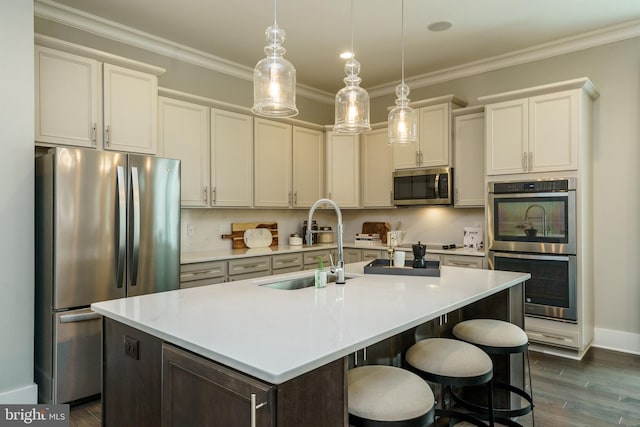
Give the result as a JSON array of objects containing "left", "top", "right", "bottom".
[
  {"left": 181, "top": 243, "right": 485, "bottom": 263},
  {"left": 92, "top": 263, "right": 527, "bottom": 384}
]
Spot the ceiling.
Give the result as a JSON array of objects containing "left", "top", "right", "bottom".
[{"left": 40, "top": 0, "right": 640, "bottom": 96}]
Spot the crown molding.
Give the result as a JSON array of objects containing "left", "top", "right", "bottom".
[
  {"left": 34, "top": 0, "right": 335, "bottom": 104},
  {"left": 368, "top": 19, "right": 640, "bottom": 98},
  {"left": 35, "top": 0, "right": 640, "bottom": 103}
]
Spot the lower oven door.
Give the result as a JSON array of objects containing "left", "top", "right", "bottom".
[
  {"left": 489, "top": 252, "right": 577, "bottom": 322},
  {"left": 54, "top": 308, "right": 102, "bottom": 403}
]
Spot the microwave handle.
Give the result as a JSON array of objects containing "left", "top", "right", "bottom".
[{"left": 434, "top": 173, "right": 440, "bottom": 197}]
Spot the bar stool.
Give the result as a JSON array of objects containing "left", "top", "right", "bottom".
[
  {"left": 452, "top": 319, "right": 534, "bottom": 426},
  {"left": 405, "top": 338, "right": 495, "bottom": 426},
  {"left": 348, "top": 365, "right": 435, "bottom": 426}
]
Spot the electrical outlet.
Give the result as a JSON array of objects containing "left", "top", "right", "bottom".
[
  {"left": 124, "top": 335, "right": 139, "bottom": 360},
  {"left": 187, "top": 224, "right": 195, "bottom": 237}
]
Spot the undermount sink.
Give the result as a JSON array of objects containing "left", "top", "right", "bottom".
[{"left": 260, "top": 273, "right": 355, "bottom": 290}]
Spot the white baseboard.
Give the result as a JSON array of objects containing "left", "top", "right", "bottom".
[
  {"left": 0, "top": 384, "right": 38, "bottom": 404},
  {"left": 592, "top": 327, "right": 640, "bottom": 355}
]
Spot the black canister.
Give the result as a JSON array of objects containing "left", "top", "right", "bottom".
[{"left": 302, "top": 220, "right": 318, "bottom": 244}]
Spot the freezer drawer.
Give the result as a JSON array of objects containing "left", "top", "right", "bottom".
[{"left": 54, "top": 308, "right": 102, "bottom": 403}]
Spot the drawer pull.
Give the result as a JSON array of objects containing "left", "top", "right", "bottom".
[{"left": 278, "top": 258, "right": 298, "bottom": 264}]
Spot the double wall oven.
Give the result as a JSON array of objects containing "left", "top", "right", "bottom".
[{"left": 488, "top": 178, "right": 577, "bottom": 322}]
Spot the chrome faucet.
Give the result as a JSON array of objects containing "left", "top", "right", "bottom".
[
  {"left": 524, "top": 204, "right": 547, "bottom": 236},
  {"left": 307, "top": 199, "right": 345, "bottom": 284}
]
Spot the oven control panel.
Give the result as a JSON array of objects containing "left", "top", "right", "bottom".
[{"left": 491, "top": 178, "right": 575, "bottom": 194}]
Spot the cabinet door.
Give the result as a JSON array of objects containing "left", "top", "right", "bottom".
[
  {"left": 325, "top": 132, "right": 360, "bottom": 208},
  {"left": 35, "top": 46, "right": 100, "bottom": 148},
  {"left": 254, "top": 119, "right": 292, "bottom": 207},
  {"left": 485, "top": 99, "right": 528, "bottom": 175},
  {"left": 103, "top": 63, "right": 158, "bottom": 154},
  {"left": 211, "top": 109, "right": 253, "bottom": 207},
  {"left": 159, "top": 97, "right": 210, "bottom": 207},
  {"left": 529, "top": 90, "right": 578, "bottom": 172},
  {"left": 361, "top": 128, "right": 393, "bottom": 207},
  {"left": 103, "top": 319, "right": 162, "bottom": 427},
  {"left": 419, "top": 103, "right": 451, "bottom": 167},
  {"left": 393, "top": 141, "right": 419, "bottom": 169},
  {"left": 162, "top": 343, "right": 275, "bottom": 427},
  {"left": 453, "top": 112, "right": 485, "bottom": 207},
  {"left": 292, "top": 126, "right": 324, "bottom": 208}
]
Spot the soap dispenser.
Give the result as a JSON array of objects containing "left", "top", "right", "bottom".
[{"left": 315, "top": 256, "right": 327, "bottom": 288}]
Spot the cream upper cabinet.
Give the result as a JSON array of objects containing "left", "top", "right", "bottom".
[
  {"left": 159, "top": 97, "right": 210, "bottom": 207},
  {"left": 35, "top": 45, "right": 160, "bottom": 154},
  {"left": 453, "top": 108, "right": 485, "bottom": 207},
  {"left": 325, "top": 131, "right": 360, "bottom": 208},
  {"left": 103, "top": 63, "right": 158, "bottom": 154},
  {"left": 210, "top": 109, "right": 253, "bottom": 207},
  {"left": 254, "top": 118, "right": 293, "bottom": 207},
  {"left": 484, "top": 98, "right": 527, "bottom": 175},
  {"left": 361, "top": 127, "right": 393, "bottom": 208},
  {"left": 483, "top": 85, "right": 593, "bottom": 176},
  {"left": 393, "top": 96, "right": 465, "bottom": 170},
  {"left": 35, "top": 46, "right": 100, "bottom": 148},
  {"left": 292, "top": 126, "right": 324, "bottom": 208}
]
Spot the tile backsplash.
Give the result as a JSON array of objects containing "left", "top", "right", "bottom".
[{"left": 181, "top": 207, "right": 485, "bottom": 253}]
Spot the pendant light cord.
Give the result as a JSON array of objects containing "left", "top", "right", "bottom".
[
  {"left": 350, "top": 0, "right": 354, "bottom": 55},
  {"left": 273, "top": 0, "right": 277, "bottom": 25},
  {"left": 401, "top": 0, "right": 405, "bottom": 84}
]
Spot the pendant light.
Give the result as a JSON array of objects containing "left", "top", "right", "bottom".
[
  {"left": 388, "top": 0, "right": 417, "bottom": 144},
  {"left": 334, "top": 0, "right": 370, "bottom": 133},
  {"left": 252, "top": 0, "right": 298, "bottom": 118}
]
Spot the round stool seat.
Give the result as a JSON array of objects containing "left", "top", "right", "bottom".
[
  {"left": 406, "top": 338, "right": 493, "bottom": 383},
  {"left": 348, "top": 365, "right": 434, "bottom": 423},
  {"left": 453, "top": 319, "right": 528, "bottom": 353}
]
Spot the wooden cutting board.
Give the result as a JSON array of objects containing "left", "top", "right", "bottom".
[
  {"left": 221, "top": 222, "right": 278, "bottom": 249},
  {"left": 361, "top": 222, "right": 391, "bottom": 243}
]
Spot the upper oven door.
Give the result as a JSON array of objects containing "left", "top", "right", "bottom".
[{"left": 488, "top": 190, "right": 576, "bottom": 254}]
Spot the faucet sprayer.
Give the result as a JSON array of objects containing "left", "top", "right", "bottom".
[{"left": 307, "top": 199, "right": 345, "bottom": 284}]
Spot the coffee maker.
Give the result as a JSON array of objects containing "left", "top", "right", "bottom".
[{"left": 412, "top": 242, "right": 426, "bottom": 268}]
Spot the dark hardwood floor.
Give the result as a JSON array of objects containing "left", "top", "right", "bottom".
[{"left": 71, "top": 347, "right": 640, "bottom": 426}]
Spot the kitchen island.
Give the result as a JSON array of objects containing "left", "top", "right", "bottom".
[{"left": 92, "top": 263, "right": 529, "bottom": 427}]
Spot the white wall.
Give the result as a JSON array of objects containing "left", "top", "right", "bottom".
[{"left": 0, "top": 1, "right": 37, "bottom": 403}]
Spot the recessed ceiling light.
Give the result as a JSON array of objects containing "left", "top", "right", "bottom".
[
  {"left": 427, "top": 21, "right": 452, "bottom": 32},
  {"left": 340, "top": 51, "right": 353, "bottom": 59}
]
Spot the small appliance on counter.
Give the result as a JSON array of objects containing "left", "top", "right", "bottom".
[{"left": 412, "top": 242, "right": 427, "bottom": 268}]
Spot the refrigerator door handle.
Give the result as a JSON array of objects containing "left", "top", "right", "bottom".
[
  {"left": 130, "top": 166, "right": 141, "bottom": 286},
  {"left": 59, "top": 311, "right": 102, "bottom": 323},
  {"left": 116, "top": 165, "right": 126, "bottom": 289}
]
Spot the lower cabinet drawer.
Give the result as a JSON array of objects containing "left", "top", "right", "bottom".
[
  {"left": 442, "top": 254, "right": 486, "bottom": 269},
  {"left": 303, "top": 250, "right": 332, "bottom": 267},
  {"left": 272, "top": 253, "right": 303, "bottom": 271},
  {"left": 180, "top": 261, "right": 227, "bottom": 288},
  {"left": 228, "top": 256, "right": 271, "bottom": 277},
  {"left": 180, "top": 276, "right": 226, "bottom": 289}
]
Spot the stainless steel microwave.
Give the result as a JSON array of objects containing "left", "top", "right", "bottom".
[{"left": 392, "top": 167, "right": 453, "bottom": 206}]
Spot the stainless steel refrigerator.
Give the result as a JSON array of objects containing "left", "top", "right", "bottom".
[{"left": 35, "top": 147, "right": 180, "bottom": 404}]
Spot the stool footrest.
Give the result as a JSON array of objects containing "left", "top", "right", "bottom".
[
  {"left": 435, "top": 408, "right": 490, "bottom": 427},
  {"left": 452, "top": 381, "right": 534, "bottom": 420}
]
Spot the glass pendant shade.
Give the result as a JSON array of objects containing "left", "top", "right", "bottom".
[
  {"left": 388, "top": 82, "right": 417, "bottom": 144},
  {"left": 252, "top": 23, "right": 298, "bottom": 118},
  {"left": 334, "top": 57, "right": 371, "bottom": 133}
]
